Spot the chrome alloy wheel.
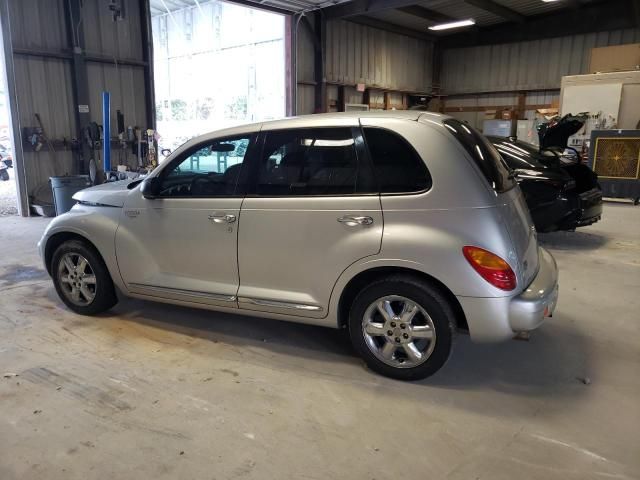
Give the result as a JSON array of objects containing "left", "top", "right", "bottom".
[
  {"left": 57, "top": 253, "right": 97, "bottom": 306},
  {"left": 362, "top": 295, "right": 436, "bottom": 368}
]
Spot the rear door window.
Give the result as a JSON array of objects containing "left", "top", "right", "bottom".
[
  {"left": 256, "top": 128, "right": 376, "bottom": 196},
  {"left": 363, "top": 127, "right": 431, "bottom": 193},
  {"left": 444, "top": 119, "right": 516, "bottom": 193}
]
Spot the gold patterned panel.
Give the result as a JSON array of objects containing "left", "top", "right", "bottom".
[{"left": 592, "top": 138, "right": 640, "bottom": 180}]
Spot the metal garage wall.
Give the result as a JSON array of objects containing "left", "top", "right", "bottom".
[
  {"left": 7, "top": 0, "right": 75, "bottom": 197},
  {"left": 439, "top": 28, "right": 640, "bottom": 130},
  {"left": 3, "top": 0, "right": 151, "bottom": 209},
  {"left": 296, "top": 18, "right": 433, "bottom": 115},
  {"left": 326, "top": 20, "right": 432, "bottom": 92},
  {"left": 12, "top": 57, "right": 76, "bottom": 195},
  {"left": 82, "top": 0, "right": 144, "bottom": 61},
  {"left": 441, "top": 28, "right": 640, "bottom": 94}
]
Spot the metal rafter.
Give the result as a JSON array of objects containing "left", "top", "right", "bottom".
[
  {"left": 396, "top": 6, "right": 455, "bottom": 24},
  {"left": 440, "top": 0, "right": 636, "bottom": 48},
  {"left": 463, "top": 0, "right": 525, "bottom": 23},
  {"left": 322, "top": 0, "right": 427, "bottom": 19},
  {"left": 348, "top": 15, "right": 433, "bottom": 40}
]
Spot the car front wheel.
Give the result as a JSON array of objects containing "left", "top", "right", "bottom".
[
  {"left": 349, "top": 276, "right": 454, "bottom": 381},
  {"left": 51, "top": 240, "right": 117, "bottom": 315}
]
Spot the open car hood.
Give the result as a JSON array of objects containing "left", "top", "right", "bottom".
[{"left": 72, "top": 180, "right": 133, "bottom": 207}]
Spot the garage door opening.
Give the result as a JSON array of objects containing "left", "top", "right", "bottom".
[
  {"left": 151, "top": 0, "right": 287, "bottom": 154},
  {"left": 0, "top": 49, "right": 18, "bottom": 217}
]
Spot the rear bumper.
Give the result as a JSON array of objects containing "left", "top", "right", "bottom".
[
  {"left": 574, "top": 188, "right": 603, "bottom": 227},
  {"left": 457, "top": 247, "right": 559, "bottom": 342},
  {"left": 509, "top": 248, "right": 558, "bottom": 332},
  {"left": 532, "top": 188, "right": 602, "bottom": 232}
]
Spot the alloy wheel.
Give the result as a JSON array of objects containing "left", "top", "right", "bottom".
[
  {"left": 57, "top": 253, "right": 97, "bottom": 306},
  {"left": 362, "top": 295, "right": 436, "bottom": 369}
]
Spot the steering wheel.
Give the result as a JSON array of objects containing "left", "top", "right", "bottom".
[{"left": 189, "top": 175, "right": 212, "bottom": 194}]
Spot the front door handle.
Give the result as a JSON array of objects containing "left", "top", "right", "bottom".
[
  {"left": 337, "top": 215, "right": 374, "bottom": 226},
  {"left": 208, "top": 213, "right": 236, "bottom": 224}
]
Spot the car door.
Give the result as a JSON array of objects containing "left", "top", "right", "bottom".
[
  {"left": 115, "top": 134, "right": 255, "bottom": 308},
  {"left": 236, "top": 125, "right": 383, "bottom": 318}
]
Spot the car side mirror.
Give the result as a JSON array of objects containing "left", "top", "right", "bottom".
[{"left": 140, "top": 177, "right": 161, "bottom": 199}]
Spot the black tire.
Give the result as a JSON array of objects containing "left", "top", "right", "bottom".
[
  {"left": 0, "top": 169, "right": 9, "bottom": 181},
  {"left": 51, "top": 239, "right": 118, "bottom": 315},
  {"left": 348, "top": 275, "right": 454, "bottom": 381}
]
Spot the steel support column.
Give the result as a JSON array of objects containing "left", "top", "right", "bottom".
[
  {"left": 64, "top": 0, "right": 91, "bottom": 175},
  {"left": 139, "top": 0, "right": 156, "bottom": 129}
]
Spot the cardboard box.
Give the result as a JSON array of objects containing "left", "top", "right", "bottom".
[
  {"left": 589, "top": 43, "right": 640, "bottom": 73},
  {"left": 484, "top": 109, "right": 498, "bottom": 120},
  {"left": 501, "top": 109, "right": 515, "bottom": 120}
]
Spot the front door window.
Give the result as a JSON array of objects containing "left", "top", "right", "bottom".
[{"left": 160, "top": 136, "right": 251, "bottom": 197}]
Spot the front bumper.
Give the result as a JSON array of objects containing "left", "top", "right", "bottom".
[{"left": 457, "top": 247, "right": 559, "bottom": 342}]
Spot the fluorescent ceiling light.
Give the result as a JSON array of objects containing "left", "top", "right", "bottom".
[
  {"left": 542, "top": 0, "right": 561, "bottom": 2},
  {"left": 428, "top": 19, "right": 475, "bottom": 31}
]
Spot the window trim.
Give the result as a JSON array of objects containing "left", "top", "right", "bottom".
[
  {"left": 154, "top": 133, "right": 258, "bottom": 199},
  {"left": 360, "top": 126, "right": 433, "bottom": 197},
  {"left": 246, "top": 126, "right": 380, "bottom": 198}
]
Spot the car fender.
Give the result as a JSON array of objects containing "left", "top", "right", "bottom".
[
  {"left": 326, "top": 257, "right": 452, "bottom": 327},
  {"left": 40, "top": 205, "right": 126, "bottom": 292}
]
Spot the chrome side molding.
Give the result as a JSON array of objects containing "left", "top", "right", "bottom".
[
  {"left": 240, "top": 297, "right": 323, "bottom": 312},
  {"left": 128, "top": 283, "right": 237, "bottom": 303}
]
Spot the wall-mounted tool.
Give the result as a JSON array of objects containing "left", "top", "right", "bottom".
[
  {"left": 23, "top": 127, "right": 43, "bottom": 151},
  {"left": 35, "top": 113, "right": 61, "bottom": 172},
  {"left": 108, "top": 0, "right": 125, "bottom": 21}
]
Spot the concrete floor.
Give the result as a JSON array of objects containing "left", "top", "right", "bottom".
[{"left": 1, "top": 203, "right": 639, "bottom": 480}]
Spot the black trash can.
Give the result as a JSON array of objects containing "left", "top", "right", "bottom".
[{"left": 50, "top": 175, "right": 91, "bottom": 215}]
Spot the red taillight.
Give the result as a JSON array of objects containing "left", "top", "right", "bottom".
[{"left": 462, "top": 246, "right": 517, "bottom": 291}]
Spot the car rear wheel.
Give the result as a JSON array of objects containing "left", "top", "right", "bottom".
[
  {"left": 349, "top": 276, "right": 454, "bottom": 381},
  {"left": 51, "top": 240, "right": 117, "bottom": 315}
]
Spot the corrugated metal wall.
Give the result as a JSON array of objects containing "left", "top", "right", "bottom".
[
  {"left": 6, "top": 0, "right": 150, "bottom": 200},
  {"left": 439, "top": 28, "right": 640, "bottom": 129},
  {"left": 441, "top": 28, "right": 640, "bottom": 94},
  {"left": 296, "top": 18, "right": 433, "bottom": 115},
  {"left": 326, "top": 20, "right": 432, "bottom": 92}
]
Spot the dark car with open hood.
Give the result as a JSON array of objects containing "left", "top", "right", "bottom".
[{"left": 488, "top": 136, "right": 603, "bottom": 233}]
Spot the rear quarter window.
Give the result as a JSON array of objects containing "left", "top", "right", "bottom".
[
  {"left": 444, "top": 119, "right": 516, "bottom": 193},
  {"left": 363, "top": 127, "right": 431, "bottom": 194}
]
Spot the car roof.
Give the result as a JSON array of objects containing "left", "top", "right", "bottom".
[
  {"left": 167, "top": 111, "right": 452, "bottom": 160},
  {"left": 189, "top": 111, "right": 449, "bottom": 140}
]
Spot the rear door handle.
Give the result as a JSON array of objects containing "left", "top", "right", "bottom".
[
  {"left": 337, "top": 215, "right": 374, "bottom": 226},
  {"left": 208, "top": 213, "right": 236, "bottom": 224}
]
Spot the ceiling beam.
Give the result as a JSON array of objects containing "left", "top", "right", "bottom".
[
  {"left": 439, "top": 0, "right": 635, "bottom": 48},
  {"left": 463, "top": 0, "right": 525, "bottom": 23},
  {"left": 347, "top": 16, "right": 433, "bottom": 40},
  {"left": 396, "top": 6, "right": 456, "bottom": 24},
  {"left": 322, "top": 0, "right": 426, "bottom": 19}
]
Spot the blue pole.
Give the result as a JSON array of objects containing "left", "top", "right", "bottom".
[{"left": 102, "top": 91, "right": 111, "bottom": 173}]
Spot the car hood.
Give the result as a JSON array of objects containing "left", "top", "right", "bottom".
[{"left": 72, "top": 180, "right": 133, "bottom": 207}]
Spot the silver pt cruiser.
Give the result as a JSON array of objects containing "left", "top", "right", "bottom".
[{"left": 39, "top": 112, "right": 559, "bottom": 380}]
